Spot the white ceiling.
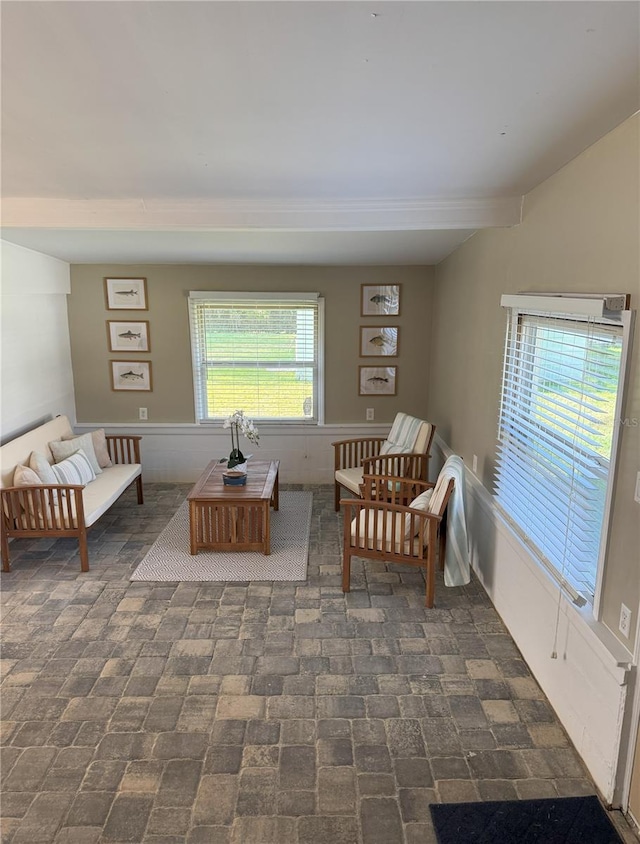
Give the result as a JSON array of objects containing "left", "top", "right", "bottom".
[
  {"left": 0, "top": 228, "right": 478, "bottom": 267},
  {"left": 1, "top": 1, "right": 638, "bottom": 265}
]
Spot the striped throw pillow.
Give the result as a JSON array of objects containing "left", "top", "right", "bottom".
[{"left": 51, "top": 449, "right": 96, "bottom": 486}]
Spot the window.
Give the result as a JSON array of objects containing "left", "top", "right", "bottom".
[
  {"left": 496, "top": 295, "right": 632, "bottom": 606},
  {"left": 189, "top": 292, "right": 323, "bottom": 423}
]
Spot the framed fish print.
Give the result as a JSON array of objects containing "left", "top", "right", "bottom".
[
  {"left": 359, "top": 365, "right": 397, "bottom": 396},
  {"left": 107, "top": 321, "right": 150, "bottom": 353},
  {"left": 110, "top": 360, "right": 152, "bottom": 392},
  {"left": 361, "top": 284, "right": 401, "bottom": 316},
  {"left": 105, "top": 277, "right": 148, "bottom": 310},
  {"left": 360, "top": 326, "right": 399, "bottom": 357}
]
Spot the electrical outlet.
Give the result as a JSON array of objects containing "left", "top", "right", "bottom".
[
  {"left": 635, "top": 471, "right": 640, "bottom": 503},
  {"left": 619, "top": 603, "right": 632, "bottom": 638},
  {"left": 139, "top": 408, "right": 148, "bottom": 421},
  {"left": 472, "top": 454, "right": 478, "bottom": 473},
  {"left": 366, "top": 408, "right": 374, "bottom": 421}
]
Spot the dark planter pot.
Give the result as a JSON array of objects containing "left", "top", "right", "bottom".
[{"left": 228, "top": 448, "right": 245, "bottom": 469}]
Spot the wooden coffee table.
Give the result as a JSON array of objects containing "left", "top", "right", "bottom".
[{"left": 187, "top": 460, "right": 279, "bottom": 556}]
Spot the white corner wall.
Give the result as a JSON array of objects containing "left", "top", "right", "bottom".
[{"left": 1, "top": 241, "right": 75, "bottom": 441}]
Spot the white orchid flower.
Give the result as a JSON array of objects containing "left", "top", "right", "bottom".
[{"left": 223, "top": 410, "right": 259, "bottom": 448}]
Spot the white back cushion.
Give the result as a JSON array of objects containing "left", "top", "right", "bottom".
[
  {"left": 428, "top": 473, "right": 452, "bottom": 516},
  {"left": 0, "top": 416, "right": 72, "bottom": 490},
  {"left": 379, "top": 413, "right": 433, "bottom": 455}
]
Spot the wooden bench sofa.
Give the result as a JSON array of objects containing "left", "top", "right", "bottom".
[{"left": 1, "top": 415, "right": 143, "bottom": 572}]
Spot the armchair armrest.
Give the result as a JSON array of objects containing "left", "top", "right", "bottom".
[
  {"left": 360, "top": 452, "right": 430, "bottom": 482},
  {"left": 2, "top": 484, "right": 85, "bottom": 531},
  {"left": 332, "top": 436, "right": 386, "bottom": 472},
  {"left": 341, "top": 495, "right": 443, "bottom": 550},
  {"left": 360, "top": 474, "right": 434, "bottom": 505},
  {"left": 341, "top": 495, "right": 441, "bottom": 518},
  {"left": 106, "top": 435, "right": 142, "bottom": 465}
]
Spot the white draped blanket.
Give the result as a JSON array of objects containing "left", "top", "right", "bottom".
[{"left": 441, "top": 455, "right": 471, "bottom": 587}]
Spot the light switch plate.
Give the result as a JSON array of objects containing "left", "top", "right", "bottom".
[{"left": 635, "top": 471, "right": 640, "bottom": 504}]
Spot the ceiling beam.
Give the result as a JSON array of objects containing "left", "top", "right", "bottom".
[{"left": 1, "top": 196, "right": 522, "bottom": 232}]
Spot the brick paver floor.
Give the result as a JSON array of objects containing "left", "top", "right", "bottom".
[{"left": 1, "top": 483, "right": 635, "bottom": 843}]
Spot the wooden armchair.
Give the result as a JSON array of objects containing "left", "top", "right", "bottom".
[
  {"left": 341, "top": 470, "right": 454, "bottom": 607},
  {"left": 332, "top": 412, "right": 435, "bottom": 511}
]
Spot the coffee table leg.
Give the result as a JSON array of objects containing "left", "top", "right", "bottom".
[
  {"left": 272, "top": 470, "right": 279, "bottom": 511},
  {"left": 263, "top": 501, "right": 271, "bottom": 555},
  {"left": 189, "top": 502, "right": 198, "bottom": 555}
]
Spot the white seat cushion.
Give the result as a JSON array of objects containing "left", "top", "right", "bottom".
[
  {"left": 12, "top": 463, "right": 141, "bottom": 530},
  {"left": 16, "top": 497, "right": 78, "bottom": 531},
  {"left": 82, "top": 464, "right": 141, "bottom": 526},
  {"left": 335, "top": 466, "right": 364, "bottom": 496},
  {"left": 350, "top": 509, "right": 424, "bottom": 555},
  {"left": 351, "top": 509, "right": 405, "bottom": 553}
]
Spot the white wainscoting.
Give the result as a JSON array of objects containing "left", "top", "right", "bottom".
[
  {"left": 74, "top": 422, "right": 391, "bottom": 485},
  {"left": 432, "top": 437, "right": 632, "bottom": 804}
]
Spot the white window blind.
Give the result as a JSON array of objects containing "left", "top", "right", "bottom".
[
  {"left": 496, "top": 305, "right": 625, "bottom": 604},
  {"left": 189, "top": 292, "right": 322, "bottom": 422}
]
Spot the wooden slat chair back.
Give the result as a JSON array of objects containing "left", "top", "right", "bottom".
[{"left": 332, "top": 412, "right": 435, "bottom": 511}]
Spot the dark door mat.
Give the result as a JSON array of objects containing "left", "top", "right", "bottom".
[{"left": 430, "top": 795, "right": 623, "bottom": 844}]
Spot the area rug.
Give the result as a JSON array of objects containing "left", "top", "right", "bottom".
[
  {"left": 430, "top": 795, "right": 622, "bottom": 844},
  {"left": 131, "top": 491, "right": 313, "bottom": 582}
]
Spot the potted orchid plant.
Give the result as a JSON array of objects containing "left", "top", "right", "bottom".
[{"left": 223, "top": 410, "right": 260, "bottom": 469}]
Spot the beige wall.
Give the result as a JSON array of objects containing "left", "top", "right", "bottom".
[
  {"left": 68, "top": 265, "right": 433, "bottom": 426},
  {"left": 429, "top": 114, "right": 640, "bottom": 650}
]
